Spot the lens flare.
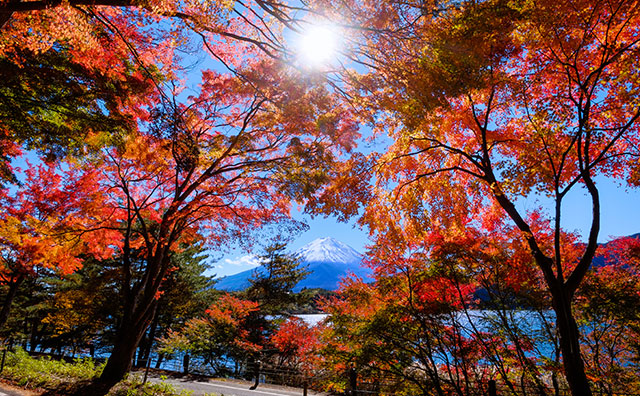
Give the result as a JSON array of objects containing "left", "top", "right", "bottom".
[{"left": 297, "top": 24, "right": 340, "bottom": 68}]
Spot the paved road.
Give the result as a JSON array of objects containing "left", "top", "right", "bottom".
[
  {"left": 144, "top": 375, "right": 325, "bottom": 396},
  {"left": 0, "top": 384, "right": 24, "bottom": 396}
]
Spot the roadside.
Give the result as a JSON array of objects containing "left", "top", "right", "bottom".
[
  {"left": 137, "top": 371, "right": 327, "bottom": 396},
  {"left": 0, "top": 349, "right": 326, "bottom": 396},
  {"left": 0, "top": 380, "right": 40, "bottom": 396}
]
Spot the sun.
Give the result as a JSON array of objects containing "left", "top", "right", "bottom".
[{"left": 296, "top": 24, "right": 341, "bottom": 68}]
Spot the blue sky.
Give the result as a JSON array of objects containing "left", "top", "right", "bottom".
[
  {"left": 212, "top": 175, "right": 640, "bottom": 277},
  {"left": 522, "top": 177, "right": 640, "bottom": 241},
  {"left": 211, "top": 212, "right": 371, "bottom": 277},
  {"left": 212, "top": 17, "right": 640, "bottom": 277}
]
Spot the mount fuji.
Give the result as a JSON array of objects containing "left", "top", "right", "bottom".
[{"left": 214, "top": 237, "right": 373, "bottom": 292}]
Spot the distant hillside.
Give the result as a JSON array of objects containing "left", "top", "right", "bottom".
[
  {"left": 215, "top": 234, "right": 640, "bottom": 293},
  {"left": 591, "top": 232, "right": 640, "bottom": 267},
  {"left": 215, "top": 237, "right": 374, "bottom": 292}
]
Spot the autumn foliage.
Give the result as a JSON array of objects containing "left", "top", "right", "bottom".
[
  {"left": 2, "top": 0, "right": 640, "bottom": 395},
  {"left": 299, "top": 0, "right": 640, "bottom": 394}
]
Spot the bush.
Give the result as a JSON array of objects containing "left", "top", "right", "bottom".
[
  {"left": 108, "top": 374, "right": 223, "bottom": 396},
  {"left": 0, "top": 349, "right": 217, "bottom": 395},
  {"left": 0, "top": 347, "right": 102, "bottom": 388},
  {"left": 107, "top": 374, "right": 193, "bottom": 396}
]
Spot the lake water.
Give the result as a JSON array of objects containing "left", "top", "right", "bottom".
[
  {"left": 295, "top": 314, "right": 327, "bottom": 326},
  {"left": 58, "top": 310, "right": 556, "bottom": 375}
]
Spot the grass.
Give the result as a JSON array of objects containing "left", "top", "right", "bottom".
[
  {"left": 0, "top": 348, "right": 218, "bottom": 396},
  {"left": 0, "top": 347, "right": 101, "bottom": 389},
  {"left": 107, "top": 374, "right": 196, "bottom": 396}
]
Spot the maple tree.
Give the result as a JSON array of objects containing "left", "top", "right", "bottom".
[
  {"left": 575, "top": 237, "right": 640, "bottom": 393},
  {"left": 0, "top": 0, "right": 304, "bottom": 188},
  {"left": 0, "top": 0, "right": 291, "bottom": 59},
  {"left": 162, "top": 243, "right": 313, "bottom": 382},
  {"left": 418, "top": 229, "right": 566, "bottom": 395},
  {"left": 40, "top": 56, "right": 358, "bottom": 387},
  {"left": 5, "top": 0, "right": 640, "bottom": 394},
  {"left": 317, "top": 226, "right": 621, "bottom": 396},
  {"left": 0, "top": 3, "right": 167, "bottom": 179},
  {"left": 1, "top": 0, "right": 357, "bottom": 389},
  {"left": 272, "top": 317, "right": 321, "bottom": 380},
  {"left": 319, "top": 241, "right": 487, "bottom": 395},
  {"left": 299, "top": 0, "right": 640, "bottom": 394},
  {"left": 0, "top": 160, "right": 96, "bottom": 331},
  {"left": 161, "top": 293, "right": 261, "bottom": 375},
  {"left": 0, "top": 48, "right": 151, "bottom": 167}
]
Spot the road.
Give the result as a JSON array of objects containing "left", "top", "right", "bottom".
[
  {"left": 0, "top": 384, "right": 28, "bottom": 396},
  {"left": 143, "top": 374, "right": 327, "bottom": 396}
]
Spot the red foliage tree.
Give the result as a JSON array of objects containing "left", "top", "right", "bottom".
[
  {"left": 47, "top": 60, "right": 359, "bottom": 386},
  {"left": 304, "top": 1, "right": 640, "bottom": 394},
  {"left": 0, "top": 159, "right": 111, "bottom": 330},
  {"left": 160, "top": 293, "right": 262, "bottom": 373},
  {"left": 272, "top": 317, "right": 321, "bottom": 379},
  {"left": 575, "top": 237, "right": 640, "bottom": 392}
]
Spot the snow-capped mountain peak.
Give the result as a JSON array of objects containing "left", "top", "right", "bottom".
[
  {"left": 215, "top": 237, "right": 372, "bottom": 291},
  {"left": 296, "top": 237, "right": 362, "bottom": 263}
]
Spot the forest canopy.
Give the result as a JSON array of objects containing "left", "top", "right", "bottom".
[{"left": 1, "top": 0, "right": 640, "bottom": 395}]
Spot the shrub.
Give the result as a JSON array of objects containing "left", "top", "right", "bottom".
[
  {"left": 0, "top": 347, "right": 102, "bottom": 388},
  {"left": 107, "top": 375, "right": 191, "bottom": 396},
  {"left": 0, "top": 349, "right": 218, "bottom": 396}
]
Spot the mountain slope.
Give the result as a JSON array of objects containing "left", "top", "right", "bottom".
[
  {"left": 215, "top": 234, "right": 640, "bottom": 292},
  {"left": 215, "top": 237, "right": 373, "bottom": 292},
  {"left": 591, "top": 232, "right": 640, "bottom": 267}
]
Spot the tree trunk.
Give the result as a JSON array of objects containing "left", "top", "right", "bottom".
[
  {"left": 98, "top": 291, "right": 159, "bottom": 387},
  {"left": 0, "top": 273, "right": 25, "bottom": 330},
  {"left": 99, "top": 320, "right": 149, "bottom": 387},
  {"left": 0, "top": 11, "right": 13, "bottom": 30},
  {"left": 28, "top": 320, "right": 38, "bottom": 353},
  {"left": 97, "top": 234, "right": 170, "bottom": 388},
  {"left": 552, "top": 286, "right": 592, "bottom": 396},
  {"left": 183, "top": 353, "right": 190, "bottom": 375},
  {"left": 155, "top": 352, "right": 164, "bottom": 369},
  {"left": 136, "top": 309, "right": 159, "bottom": 368}
]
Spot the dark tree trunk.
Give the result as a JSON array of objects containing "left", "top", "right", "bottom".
[
  {"left": 552, "top": 286, "right": 592, "bottom": 396},
  {"left": 0, "top": 273, "right": 25, "bottom": 330},
  {"left": 136, "top": 309, "right": 159, "bottom": 368},
  {"left": 487, "top": 167, "right": 596, "bottom": 396},
  {"left": 98, "top": 278, "right": 160, "bottom": 387},
  {"left": 135, "top": 344, "right": 143, "bottom": 368},
  {"left": 349, "top": 368, "right": 358, "bottom": 396},
  {"left": 183, "top": 354, "right": 190, "bottom": 375},
  {"left": 99, "top": 319, "right": 150, "bottom": 387},
  {"left": 155, "top": 352, "right": 164, "bottom": 369},
  {"left": 28, "top": 320, "right": 38, "bottom": 353},
  {"left": 97, "top": 227, "right": 169, "bottom": 389}
]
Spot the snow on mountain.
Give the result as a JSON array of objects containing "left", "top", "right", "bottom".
[
  {"left": 296, "top": 237, "right": 362, "bottom": 263},
  {"left": 215, "top": 237, "right": 372, "bottom": 292}
]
